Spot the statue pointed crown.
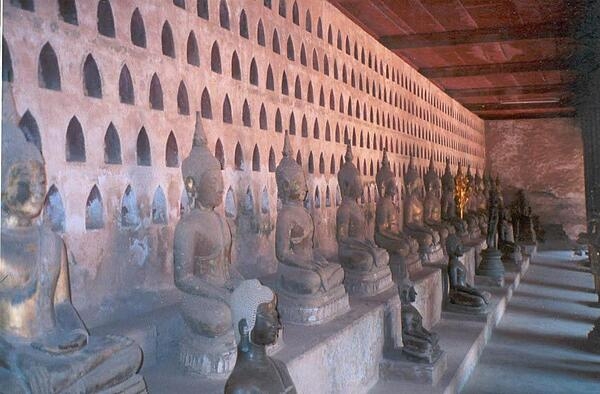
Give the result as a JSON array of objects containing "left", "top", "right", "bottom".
[
  {"left": 403, "top": 154, "right": 419, "bottom": 188},
  {"left": 344, "top": 143, "right": 353, "bottom": 163},
  {"left": 375, "top": 149, "right": 394, "bottom": 197},
  {"left": 424, "top": 155, "right": 440, "bottom": 191},
  {"left": 276, "top": 132, "right": 306, "bottom": 200},
  {"left": 181, "top": 112, "right": 221, "bottom": 183}
]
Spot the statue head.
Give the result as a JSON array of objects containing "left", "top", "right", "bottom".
[
  {"left": 181, "top": 113, "right": 224, "bottom": 210},
  {"left": 424, "top": 156, "right": 441, "bottom": 198},
  {"left": 1, "top": 86, "right": 46, "bottom": 224},
  {"left": 376, "top": 150, "right": 397, "bottom": 198},
  {"left": 474, "top": 168, "right": 483, "bottom": 192},
  {"left": 399, "top": 274, "right": 417, "bottom": 304},
  {"left": 337, "top": 144, "right": 362, "bottom": 200},
  {"left": 231, "top": 279, "right": 280, "bottom": 346},
  {"left": 404, "top": 155, "right": 422, "bottom": 197},
  {"left": 445, "top": 234, "right": 464, "bottom": 258},
  {"left": 276, "top": 133, "right": 308, "bottom": 204}
]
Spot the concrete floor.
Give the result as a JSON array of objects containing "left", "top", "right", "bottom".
[{"left": 463, "top": 251, "right": 600, "bottom": 394}]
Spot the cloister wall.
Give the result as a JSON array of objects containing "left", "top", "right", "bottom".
[{"left": 3, "top": 0, "right": 485, "bottom": 324}]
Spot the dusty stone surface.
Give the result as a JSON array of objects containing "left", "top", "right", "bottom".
[
  {"left": 379, "top": 351, "right": 447, "bottom": 385},
  {"left": 485, "top": 118, "right": 585, "bottom": 240}
]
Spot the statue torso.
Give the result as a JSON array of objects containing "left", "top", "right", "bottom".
[
  {"left": 404, "top": 193, "right": 424, "bottom": 226},
  {"left": 376, "top": 198, "right": 401, "bottom": 234},
  {"left": 0, "top": 225, "right": 61, "bottom": 340},
  {"left": 338, "top": 200, "right": 367, "bottom": 240},
  {"left": 177, "top": 209, "right": 232, "bottom": 285},
  {"left": 278, "top": 203, "right": 314, "bottom": 261}
]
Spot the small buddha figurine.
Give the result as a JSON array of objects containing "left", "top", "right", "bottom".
[
  {"left": 0, "top": 87, "right": 146, "bottom": 393},
  {"left": 399, "top": 277, "right": 443, "bottom": 363},
  {"left": 441, "top": 158, "right": 468, "bottom": 239},
  {"left": 423, "top": 156, "right": 451, "bottom": 254},
  {"left": 499, "top": 207, "right": 523, "bottom": 263},
  {"left": 275, "top": 133, "right": 348, "bottom": 324},
  {"left": 403, "top": 155, "right": 441, "bottom": 253},
  {"left": 446, "top": 234, "right": 491, "bottom": 314},
  {"left": 510, "top": 189, "right": 537, "bottom": 245},
  {"left": 225, "top": 280, "right": 296, "bottom": 394},
  {"left": 336, "top": 144, "right": 390, "bottom": 294},
  {"left": 174, "top": 112, "right": 243, "bottom": 376},
  {"left": 375, "top": 151, "right": 421, "bottom": 279}
]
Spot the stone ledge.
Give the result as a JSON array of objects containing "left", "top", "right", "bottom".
[
  {"left": 369, "top": 252, "right": 530, "bottom": 394},
  {"left": 380, "top": 352, "right": 448, "bottom": 385}
]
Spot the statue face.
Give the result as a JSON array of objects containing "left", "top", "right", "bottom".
[
  {"left": 285, "top": 175, "right": 308, "bottom": 202},
  {"left": 3, "top": 160, "right": 46, "bottom": 219},
  {"left": 197, "top": 169, "right": 224, "bottom": 209},
  {"left": 385, "top": 180, "right": 398, "bottom": 198},
  {"left": 409, "top": 287, "right": 417, "bottom": 302},
  {"left": 251, "top": 299, "right": 281, "bottom": 346}
]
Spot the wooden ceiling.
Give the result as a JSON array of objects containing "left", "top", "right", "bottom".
[{"left": 328, "top": 0, "right": 587, "bottom": 120}]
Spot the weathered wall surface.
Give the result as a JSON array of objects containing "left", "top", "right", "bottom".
[
  {"left": 3, "top": 0, "right": 485, "bottom": 324},
  {"left": 485, "top": 118, "right": 585, "bottom": 239}
]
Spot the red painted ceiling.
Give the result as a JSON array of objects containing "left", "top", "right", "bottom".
[{"left": 329, "top": 0, "right": 586, "bottom": 119}]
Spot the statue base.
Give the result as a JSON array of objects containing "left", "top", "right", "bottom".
[
  {"left": 388, "top": 252, "right": 423, "bottom": 280},
  {"left": 99, "top": 374, "right": 148, "bottom": 394},
  {"left": 380, "top": 351, "right": 447, "bottom": 385},
  {"left": 343, "top": 264, "right": 394, "bottom": 296},
  {"left": 420, "top": 243, "right": 445, "bottom": 265},
  {"left": 178, "top": 328, "right": 236, "bottom": 378},
  {"left": 276, "top": 284, "right": 350, "bottom": 325},
  {"left": 443, "top": 301, "right": 490, "bottom": 319},
  {"left": 477, "top": 248, "right": 505, "bottom": 283}
]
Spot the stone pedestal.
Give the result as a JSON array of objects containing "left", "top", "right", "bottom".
[
  {"left": 277, "top": 285, "right": 350, "bottom": 326},
  {"left": 343, "top": 264, "right": 394, "bottom": 297},
  {"left": 379, "top": 351, "right": 447, "bottom": 385},
  {"left": 178, "top": 327, "right": 236, "bottom": 378},
  {"left": 420, "top": 244, "right": 445, "bottom": 265},
  {"left": 475, "top": 274, "right": 505, "bottom": 288},
  {"left": 442, "top": 304, "right": 489, "bottom": 321},
  {"left": 411, "top": 268, "right": 443, "bottom": 330},
  {"left": 477, "top": 248, "right": 505, "bottom": 286}
]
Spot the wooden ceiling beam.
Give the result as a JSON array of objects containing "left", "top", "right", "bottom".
[
  {"left": 465, "top": 99, "right": 572, "bottom": 112},
  {"left": 379, "top": 23, "right": 569, "bottom": 49},
  {"left": 446, "top": 83, "right": 574, "bottom": 98},
  {"left": 421, "top": 58, "right": 572, "bottom": 78}
]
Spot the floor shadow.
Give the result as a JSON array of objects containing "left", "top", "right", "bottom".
[
  {"left": 504, "top": 303, "right": 597, "bottom": 326},
  {"left": 522, "top": 277, "right": 596, "bottom": 294}
]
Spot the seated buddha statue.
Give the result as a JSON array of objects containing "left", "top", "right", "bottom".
[
  {"left": 274, "top": 133, "right": 348, "bottom": 324},
  {"left": 474, "top": 169, "right": 488, "bottom": 236},
  {"left": 403, "top": 155, "right": 443, "bottom": 260},
  {"left": 446, "top": 234, "right": 491, "bottom": 314},
  {"left": 336, "top": 144, "right": 390, "bottom": 295},
  {"left": 399, "top": 276, "right": 442, "bottom": 363},
  {"left": 174, "top": 113, "right": 243, "bottom": 376},
  {"left": 462, "top": 165, "right": 481, "bottom": 239},
  {"left": 374, "top": 151, "right": 421, "bottom": 279},
  {"left": 423, "top": 156, "right": 451, "bottom": 255},
  {"left": 225, "top": 280, "right": 296, "bottom": 394},
  {"left": 510, "top": 189, "right": 537, "bottom": 245},
  {"left": 441, "top": 158, "right": 468, "bottom": 240},
  {"left": 0, "top": 87, "right": 146, "bottom": 393}
]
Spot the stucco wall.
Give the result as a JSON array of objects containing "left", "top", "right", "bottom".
[
  {"left": 3, "top": 0, "right": 485, "bottom": 324},
  {"left": 485, "top": 118, "right": 585, "bottom": 240}
]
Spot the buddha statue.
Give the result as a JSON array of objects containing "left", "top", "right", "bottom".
[
  {"left": 446, "top": 234, "right": 491, "bottom": 314},
  {"left": 510, "top": 189, "right": 537, "bottom": 245},
  {"left": 274, "top": 133, "right": 348, "bottom": 324},
  {"left": 0, "top": 86, "right": 146, "bottom": 393},
  {"left": 499, "top": 207, "right": 523, "bottom": 263},
  {"left": 399, "top": 276, "right": 443, "bottom": 363},
  {"left": 174, "top": 112, "right": 243, "bottom": 376},
  {"left": 423, "top": 156, "right": 452, "bottom": 255},
  {"left": 441, "top": 158, "right": 468, "bottom": 240},
  {"left": 336, "top": 144, "right": 392, "bottom": 295},
  {"left": 477, "top": 180, "right": 505, "bottom": 282},
  {"left": 403, "top": 155, "right": 444, "bottom": 263},
  {"left": 461, "top": 165, "right": 481, "bottom": 239},
  {"left": 225, "top": 280, "right": 296, "bottom": 394},
  {"left": 474, "top": 169, "right": 488, "bottom": 236},
  {"left": 375, "top": 151, "right": 421, "bottom": 279}
]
